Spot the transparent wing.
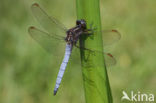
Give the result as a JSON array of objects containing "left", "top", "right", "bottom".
[
  {"left": 28, "top": 26, "right": 66, "bottom": 56},
  {"left": 104, "top": 53, "right": 116, "bottom": 67},
  {"left": 74, "top": 42, "right": 117, "bottom": 67},
  {"left": 102, "top": 29, "right": 121, "bottom": 46},
  {"left": 102, "top": 29, "right": 120, "bottom": 66},
  {"left": 31, "top": 3, "right": 67, "bottom": 37}
]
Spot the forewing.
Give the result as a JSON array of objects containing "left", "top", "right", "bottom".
[
  {"left": 31, "top": 3, "right": 67, "bottom": 37},
  {"left": 102, "top": 30, "right": 121, "bottom": 46},
  {"left": 28, "top": 26, "right": 66, "bottom": 56}
]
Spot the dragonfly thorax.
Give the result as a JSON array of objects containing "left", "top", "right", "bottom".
[
  {"left": 65, "top": 19, "right": 87, "bottom": 45},
  {"left": 65, "top": 32, "right": 74, "bottom": 44}
]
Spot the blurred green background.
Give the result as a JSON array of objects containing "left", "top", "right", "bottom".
[{"left": 0, "top": 0, "right": 155, "bottom": 103}]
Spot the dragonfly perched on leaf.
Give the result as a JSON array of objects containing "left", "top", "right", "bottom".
[{"left": 28, "top": 3, "right": 121, "bottom": 96}]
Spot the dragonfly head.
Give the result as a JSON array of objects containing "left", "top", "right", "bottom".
[{"left": 76, "top": 19, "right": 87, "bottom": 29}]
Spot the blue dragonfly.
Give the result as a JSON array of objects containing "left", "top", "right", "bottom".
[{"left": 28, "top": 3, "right": 121, "bottom": 95}]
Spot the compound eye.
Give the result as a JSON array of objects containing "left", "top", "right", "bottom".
[
  {"left": 81, "top": 22, "right": 86, "bottom": 29},
  {"left": 76, "top": 20, "right": 81, "bottom": 25}
]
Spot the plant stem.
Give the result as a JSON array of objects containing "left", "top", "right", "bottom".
[{"left": 76, "top": 0, "right": 113, "bottom": 103}]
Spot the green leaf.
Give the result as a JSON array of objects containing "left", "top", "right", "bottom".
[{"left": 76, "top": 0, "right": 113, "bottom": 103}]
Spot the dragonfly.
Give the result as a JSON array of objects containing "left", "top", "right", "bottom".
[{"left": 28, "top": 3, "right": 121, "bottom": 96}]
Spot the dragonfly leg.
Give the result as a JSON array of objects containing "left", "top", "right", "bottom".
[
  {"left": 84, "top": 22, "right": 97, "bottom": 35},
  {"left": 89, "top": 22, "right": 97, "bottom": 30},
  {"left": 84, "top": 29, "right": 94, "bottom": 35}
]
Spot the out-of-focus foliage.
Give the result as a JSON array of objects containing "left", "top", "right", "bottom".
[{"left": 0, "top": 0, "right": 155, "bottom": 103}]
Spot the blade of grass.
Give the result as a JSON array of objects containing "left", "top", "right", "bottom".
[{"left": 76, "top": 0, "right": 113, "bottom": 103}]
